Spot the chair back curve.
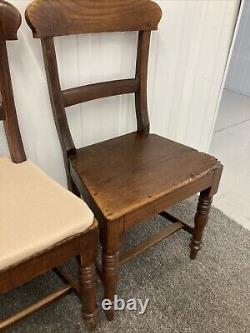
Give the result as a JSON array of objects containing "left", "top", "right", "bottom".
[
  {"left": 25, "top": 0, "right": 162, "bottom": 184},
  {"left": 0, "top": 0, "right": 26, "bottom": 163},
  {"left": 25, "top": 0, "right": 162, "bottom": 37}
]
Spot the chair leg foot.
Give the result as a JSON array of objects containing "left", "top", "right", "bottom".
[
  {"left": 190, "top": 240, "right": 200, "bottom": 260},
  {"left": 83, "top": 310, "right": 98, "bottom": 331},
  {"left": 190, "top": 190, "right": 213, "bottom": 260},
  {"left": 105, "top": 308, "right": 115, "bottom": 321}
]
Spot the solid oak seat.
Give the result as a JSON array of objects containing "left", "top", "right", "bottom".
[
  {"left": 0, "top": 156, "right": 94, "bottom": 271},
  {"left": 70, "top": 132, "right": 219, "bottom": 221},
  {"left": 25, "top": 0, "right": 223, "bottom": 321}
]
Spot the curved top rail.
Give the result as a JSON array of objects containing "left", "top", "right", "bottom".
[{"left": 25, "top": 0, "right": 162, "bottom": 38}]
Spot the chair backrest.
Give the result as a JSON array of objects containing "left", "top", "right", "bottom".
[
  {"left": 0, "top": 0, "right": 26, "bottom": 163},
  {"left": 25, "top": 0, "right": 162, "bottom": 159}
]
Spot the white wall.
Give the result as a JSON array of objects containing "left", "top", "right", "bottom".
[
  {"left": 0, "top": 0, "right": 239, "bottom": 187},
  {"left": 226, "top": 0, "right": 250, "bottom": 96}
]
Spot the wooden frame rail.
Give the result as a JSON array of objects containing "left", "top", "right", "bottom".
[
  {"left": 120, "top": 221, "right": 184, "bottom": 265},
  {"left": 54, "top": 265, "right": 80, "bottom": 293},
  {"left": 0, "top": 90, "right": 3, "bottom": 119},
  {"left": 159, "top": 211, "right": 193, "bottom": 234},
  {"left": 0, "top": 40, "right": 26, "bottom": 163},
  {"left": 63, "top": 79, "right": 139, "bottom": 108},
  {"left": 0, "top": 224, "right": 98, "bottom": 332},
  {"left": 119, "top": 212, "right": 194, "bottom": 265},
  {"left": 0, "top": 284, "right": 72, "bottom": 331},
  {"left": 25, "top": 0, "right": 162, "bottom": 38}
]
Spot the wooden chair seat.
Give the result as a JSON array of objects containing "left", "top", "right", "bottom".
[
  {"left": 70, "top": 132, "right": 219, "bottom": 222},
  {"left": 26, "top": 0, "right": 223, "bottom": 321},
  {"left": 0, "top": 156, "right": 94, "bottom": 271}
]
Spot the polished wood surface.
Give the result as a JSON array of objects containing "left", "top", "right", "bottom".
[
  {"left": 0, "top": 229, "right": 95, "bottom": 294},
  {"left": 26, "top": 0, "right": 162, "bottom": 37},
  {"left": 190, "top": 190, "right": 213, "bottom": 260},
  {"left": 26, "top": 1, "right": 160, "bottom": 190},
  {"left": 62, "top": 79, "right": 139, "bottom": 108},
  {"left": 0, "top": 35, "right": 26, "bottom": 163},
  {"left": 0, "top": 0, "right": 21, "bottom": 41},
  {"left": 70, "top": 132, "right": 219, "bottom": 221},
  {"left": 26, "top": 0, "right": 223, "bottom": 322},
  {"left": 159, "top": 211, "right": 193, "bottom": 234},
  {"left": 0, "top": 285, "right": 72, "bottom": 330},
  {"left": 54, "top": 265, "right": 80, "bottom": 293},
  {"left": 120, "top": 221, "right": 184, "bottom": 265},
  {"left": 0, "top": 225, "right": 98, "bottom": 331},
  {"left": 136, "top": 31, "right": 151, "bottom": 134},
  {"left": 0, "top": 91, "right": 4, "bottom": 120},
  {"left": 41, "top": 37, "right": 76, "bottom": 189},
  {"left": 0, "top": 3, "right": 98, "bottom": 330}
]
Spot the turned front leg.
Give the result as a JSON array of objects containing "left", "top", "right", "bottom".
[
  {"left": 100, "top": 219, "right": 124, "bottom": 321},
  {"left": 190, "top": 190, "right": 213, "bottom": 260},
  {"left": 79, "top": 223, "right": 98, "bottom": 331},
  {"left": 79, "top": 263, "right": 97, "bottom": 330}
]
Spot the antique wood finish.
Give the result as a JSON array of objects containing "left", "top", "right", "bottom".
[
  {"left": 0, "top": 0, "right": 21, "bottom": 41},
  {"left": 124, "top": 171, "right": 215, "bottom": 230},
  {"left": 0, "top": 1, "right": 25, "bottom": 163},
  {"left": 0, "top": 105, "right": 3, "bottom": 120},
  {"left": 54, "top": 265, "right": 80, "bottom": 292},
  {"left": 62, "top": 79, "right": 139, "bottom": 108},
  {"left": 0, "top": 2, "right": 98, "bottom": 330},
  {"left": 136, "top": 31, "right": 151, "bottom": 134},
  {"left": 25, "top": 0, "right": 162, "bottom": 37},
  {"left": 0, "top": 285, "right": 72, "bottom": 330},
  {"left": 0, "top": 223, "right": 97, "bottom": 294},
  {"left": 0, "top": 42, "right": 26, "bottom": 163},
  {"left": 41, "top": 37, "right": 76, "bottom": 189},
  {"left": 0, "top": 223, "right": 98, "bottom": 331},
  {"left": 26, "top": 0, "right": 223, "bottom": 321},
  {"left": 27, "top": 0, "right": 162, "bottom": 189},
  {"left": 69, "top": 133, "right": 219, "bottom": 222},
  {"left": 159, "top": 211, "right": 193, "bottom": 234},
  {"left": 0, "top": 92, "right": 4, "bottom": 120},
  {"left": 99, "top": 218, "right": 124, "bottom": 321},
  {"left": 120, "top": 222, "right": 184, "bottom": 265},
  {"left": 40, "top": 37, "right": 75, "bottom": 155},
  {"left": 79, "top": 222, "right": 98, "bottom": 329},
  {"left": 190, "top": 190, "right": 213, "bottom": 260}
]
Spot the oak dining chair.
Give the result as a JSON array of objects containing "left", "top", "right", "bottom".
[
  {"left": 25, "top": 0, "right": 223, "bottom": 321},
  {"left": 0, "top": 1, "right": 98, "bottom": 331}
]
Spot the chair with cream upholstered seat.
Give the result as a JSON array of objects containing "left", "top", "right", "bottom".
[{"left": 0, "top": 1, "right": 98, "bottom": 331}]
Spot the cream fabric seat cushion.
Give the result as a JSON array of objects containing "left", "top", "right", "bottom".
[{"left": 0, "top": 157, "right": 94, "bottom": 271}]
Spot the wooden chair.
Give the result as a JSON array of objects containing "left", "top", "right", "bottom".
[
  {"left": 0, "top": 1, "right": 98, "bottom": 331},
  {"left": 25, "top": 0, "right": 223, "bottom": 321}
]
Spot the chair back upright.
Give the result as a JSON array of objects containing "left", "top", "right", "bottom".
[
  {"left": 25, "top": 0, "right": 162, "bottom": 164},
  {"left": 0, "top": 0, "right": 26, "bottom": 163}
]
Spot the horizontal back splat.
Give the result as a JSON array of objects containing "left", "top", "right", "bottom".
[{"left": 26, "top": 0, "right": 162, "bottom": 37}]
